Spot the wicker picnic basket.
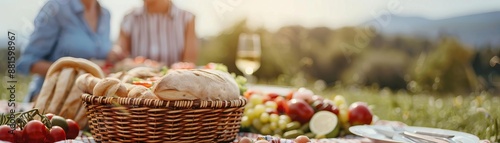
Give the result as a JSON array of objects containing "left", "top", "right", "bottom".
[{"left": 81, "top": 94, "right": 247, "bottom": 142}]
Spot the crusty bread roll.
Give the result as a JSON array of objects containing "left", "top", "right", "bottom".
[
  {"left": 127, "top": 67, "right": 161, "bottom": 78},
  {"left": 127, "top": 85, "right": 158, "bottom": 99},
  {"left": 76, "top": 73, "right": 101, "bottom": 95},
  {"left": 151, "top": 69, "right": 240, "bottom": 101},
  {"left": 93, "top": 78, "right": 121, "bottom": 96},
  {"left": 47, "top": 68, "right": 76, "bottom": 114}
]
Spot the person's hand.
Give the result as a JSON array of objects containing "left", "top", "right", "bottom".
[{"left": 238, "top": 136, "right": 311, "bottom": 143}]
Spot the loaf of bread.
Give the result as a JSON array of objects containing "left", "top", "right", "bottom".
[{"left": 151, "top": 69, "right": 240, "bottom": 101}]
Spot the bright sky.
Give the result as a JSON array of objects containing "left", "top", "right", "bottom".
[{"left": 1, "top": 0, "right": 500, "bottom": 42}]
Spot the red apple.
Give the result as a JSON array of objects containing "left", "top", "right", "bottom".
[
  {"left": 348, "top": 102, "right": 373, "bottom": 125},
  {"left": 285, "top": 91, "right": 294, "bottom": 100},
  {"left": 321, "top": 103, "right": 340, "bottom": 115},
  {"left": 285, "top": 99, "right": 315, "bottom": 124}
]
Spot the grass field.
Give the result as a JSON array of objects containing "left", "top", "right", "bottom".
[{"left": 1, "top": 74, "right": 499, "bottom": 142}]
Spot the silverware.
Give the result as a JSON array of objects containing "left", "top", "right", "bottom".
[
  {"left": 402, "top": 131, "right": 450, "bottom": 143},
  {"left": 392, "top": 126, "right": 455, "bottom": 139}
]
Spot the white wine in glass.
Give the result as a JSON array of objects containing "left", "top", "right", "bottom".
[{"left": 236, "top": 34, "right": 261, "bottom": 83}]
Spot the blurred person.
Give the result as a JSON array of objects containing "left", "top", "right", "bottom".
[
  {"left": 110, "top": 0, "right": 198, "bottom": 66},
  {"left": 17, "top": 0, "right": 120, "bottom": 102}
]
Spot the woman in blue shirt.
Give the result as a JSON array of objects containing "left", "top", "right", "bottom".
[{"left": 17, "top": 0, "right": 118, "bottom": 102}]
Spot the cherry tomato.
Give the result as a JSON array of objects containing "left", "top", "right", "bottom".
[
  {"left": 0, "top": 125, "right": 14, "bottom": 142},
  {"left": 24, "top": 120, "right": 48, "bottom": 142},
  {"left": 49, "top": 126, "right": 66, "bottom": 142},
  {"left": 66, "top": 119, "right": 80, "bottom": 139},
  {"left": 13, "top": 128, "right": 25, "bottom": 143}
]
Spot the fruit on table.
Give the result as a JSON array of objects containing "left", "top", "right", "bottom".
[
  {"left": 348, "top": 102, "right": 373, "bottom": 125},
  {"left": 0, "top": 125, "right": 14, "bottom": 142},
  {"left": 51, "top": 115, "right": 69, "bottom": 133},
  {"left": 309, "top": 111, "right": 340, "bottom": 138},
  {"left": 66, "top": 119, "right": 80, "bottom": 139},
  {"left": 240, "top": 88, "right": 378, "bottom": 139},
  {"left": 285, "top": 99, "right": 315, "bottom": 124},
  {"left": 24, "top": 120, "right": 48, "bottom": 142},
  {"left": 48, "top": 126, "right": 66, "bottom": 142}
]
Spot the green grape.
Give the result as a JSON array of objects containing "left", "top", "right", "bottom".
[
  {"left": 270, "top": 122, "right": 278, "bottom": 130},
  {"left": 250, "top": 95, "right": 264, "bottom": 105},
  {"left": 246, "top": 109, "right": 257, "bottom": 121},
  {"left": 274, "top": 128, "right": 284, "bottom": 136},
  {"left": 264, "top": 101, "right": 278, "bottom": 110},
  {"left": 279, "top": 115, "right": 292, "bottom": 123},
  {"left": 254, "top": 105, "right": 266, "bottom": 115},
  {"left": 270, "top": 114, "right": 279, "bottom": 123},
  {"left": 252, "top": 118, "right": 263, "bottom": 130},
  {"left": 278, "top": 120, "right": 288, "bottom": 130},
  {"left": 260, "top": 124, "right": 272, "bottom": 135},
  {"left": 260, "top": 112, "right": 270, "bottom": 123},
  {"left": 245, "top": 103, "right": 255, "bottom": 109},
  {"left": 241, "top": 116, "right": 251, "bottom": 127}
]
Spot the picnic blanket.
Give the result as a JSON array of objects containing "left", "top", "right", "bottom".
[{"left": 0, "top": 100, "right": 491, "bottom": 143}]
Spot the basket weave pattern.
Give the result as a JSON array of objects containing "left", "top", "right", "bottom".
[{"left": 82, "top": 94, "right": 246, "bottom": 142}]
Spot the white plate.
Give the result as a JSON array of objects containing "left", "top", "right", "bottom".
[
  {"left": 246, "top": 84, "right": 293, "bottom": 95},
  {"left": 349, "top": 125, "right": 480, "bottom": 143}
]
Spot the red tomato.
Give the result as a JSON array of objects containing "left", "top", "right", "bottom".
[
  {"left": 66, "top": 119, "right": 80, "bottom": 139},
  {"left": 24, "top": 120, "right": 48, "bottom": 142},
  {"left": 45, "top": 113, "right": 54, "bottom": 120},
  {"left": 0, "top": 125, "right": 14, "bottom": 142},
  {"left": 285, "top": 99, "right": 315, "bottom": 124},
  {"left": 49, "top": 126, "right": 66, "bottom": 142},
  {"left": 274, "top": 96, "right": 287, "bottom": 114},
  {"left": 13, "top": 128, "right": 25, "bottom": 143}
]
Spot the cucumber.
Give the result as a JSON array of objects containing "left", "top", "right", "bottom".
[
  {"left": 304, "top": 132, "right": 316, "bottom": 139},
  {"left": 285, "top": 121, "right": 301, "bottom": 131},
  {"left": 300, "top": 122, "right": 310, "bottom": 133},
  {"left": 283, "top": 130, "right": 304, "bottom": 139},
  {"left": 309, "top": 111, "right": 340, "bottom": 138}
]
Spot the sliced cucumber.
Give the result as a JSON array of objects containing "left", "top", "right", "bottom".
[{"left": 309, "top": 111, "right": 339, "bottom": 137}]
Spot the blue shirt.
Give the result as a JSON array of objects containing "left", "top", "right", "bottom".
[{"left": 17, "top": 0, "right": 111, "bottom": 102}]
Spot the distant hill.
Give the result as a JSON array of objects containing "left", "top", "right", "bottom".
[{"left": 364, "top": 11, "right": 500, "bottom": 47}]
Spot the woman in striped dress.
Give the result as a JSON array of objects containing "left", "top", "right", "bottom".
[{"left": 111, "top": 0, "right": 198, "bottom": 66}]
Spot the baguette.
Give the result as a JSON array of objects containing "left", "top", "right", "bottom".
[
  {"left": 46, "top": 57, "right": 104, "bottom": 79},
  {"left": 59, "top": 69, "right": 86, "bottom": 119},
  {"left": 47, "top": 68, "right": 76, "bottom": 114},
  {"left": 33, "top": 71, "right": 60, "bottom": 113}
]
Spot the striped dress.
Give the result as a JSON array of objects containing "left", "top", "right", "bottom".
[{"left": 120, "top": 5, "right": 194, "bottom": 66}]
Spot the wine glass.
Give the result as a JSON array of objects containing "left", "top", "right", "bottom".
[{"left": 236, "top": 33, "right": 261, "bottom": 84}]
